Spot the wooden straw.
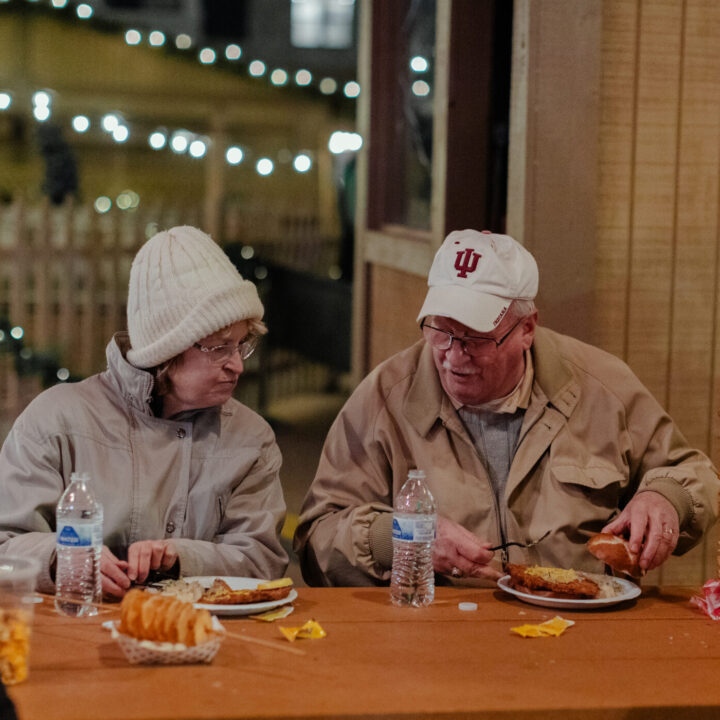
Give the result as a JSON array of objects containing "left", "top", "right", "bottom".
[
  {"left": 34, "top": 592, "right": 119, "bottom": 614},
  {"left": 223, "top": 630, "right": 306, "bottom": 656}
]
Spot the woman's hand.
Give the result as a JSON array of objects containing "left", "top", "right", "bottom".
[
  {"left": 126, "top": 540, "right": 178, "bottom": 584},
  {"left": 432, "top": 515, "right": 501, "bottom": 581},
  {"left": 100, "top": 546, "right": 131, "bottom": 599}
]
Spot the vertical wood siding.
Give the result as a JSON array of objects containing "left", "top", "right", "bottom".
[{"left": 597, "top": 0, "right": 720, "bottom": 583}]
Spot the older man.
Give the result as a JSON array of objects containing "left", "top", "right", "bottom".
[{"left": 294, "top": 230, "right": 719, "bottom": 586}]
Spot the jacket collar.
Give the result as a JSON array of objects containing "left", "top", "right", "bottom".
[
  {"left": 404, "top": 326, "right": 580, "bottom": 437},
  {"left": 103, "top": 332, "right": 156, "bottom": 415},
  {"left": 530, "top": 327, "right": 579, "bottom": 417},
  {"left": 404, "top": 341, "right": 463, "bottom": 438}
]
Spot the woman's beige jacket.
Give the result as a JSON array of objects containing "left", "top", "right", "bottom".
[{"left": 0, "top": 333, "right": 288, "bottom": 592}]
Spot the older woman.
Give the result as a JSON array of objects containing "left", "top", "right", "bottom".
[{"left": 0, "top": 226, "right": 287, "bottom": 597}]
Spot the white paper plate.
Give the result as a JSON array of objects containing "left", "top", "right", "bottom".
[
  {"left": 186, "top": 576, "right": 297, "bottom": 616},
  {"left": 497, "top": 574, "right": 641, "bottom": 609}
]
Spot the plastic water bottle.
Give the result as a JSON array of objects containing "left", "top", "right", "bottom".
[
  {"left": 390, "top": 469, "right": 437, "bottom": 607},
  {"left": 54, "top": 472, "right": 103, "bottom": 617}
]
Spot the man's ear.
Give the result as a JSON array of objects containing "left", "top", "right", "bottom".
[{"left": 519, "top": 311, "right": 538, "bottom": 350}]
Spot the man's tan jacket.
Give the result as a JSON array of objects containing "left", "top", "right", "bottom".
[{"left": 295, "top": 327, "right": 719, "bottom": 586}]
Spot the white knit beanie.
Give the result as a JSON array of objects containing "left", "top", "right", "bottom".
[{"left": 126, "top": 226, "right": 264, "bottom": 368}]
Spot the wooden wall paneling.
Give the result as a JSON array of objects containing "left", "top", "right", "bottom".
[
  {"left": 669, "top": 0, "right": 720, "bottom": 452},
  {"left": 367, "top": 265, "right": 428, "bottom": 371},
  {"left": 664, "top": 0, "right": 720, "bottom": 585},
  {"left": 595, "top": 0, "right": 639, "bottom": 359},
  {"left": 507, "top": 0, "right": 601, "bottom": 344},
  {"left": 625, "top": 0, "right": 683, "bottom": 404}
]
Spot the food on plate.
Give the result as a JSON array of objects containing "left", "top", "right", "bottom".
[
  {"left": 155, "top": 578, "right": 205, "bottom": 603},
  {"left": 257, "top": 577, "right": 293, "bottom": 590},
  {"left": 156, "top": 576, "right": 294, "bottom": 606},
  {"left": 0, "top": 609, "right": 31, "bottom": 685},
  {"left": 119, "top": 589, "right": 215, "bottom": 646},
  {"left": 505, "top": 564, "right": 629, "bottom": 600},
  {"left": 587, "top": 533, "right": 642, "bottom": 576},
  {"left": 506, "top": 564, "right": 600, "bottom": 599},
  {"left": 199, "top": 577, "right": 294, "bottom": 605}
]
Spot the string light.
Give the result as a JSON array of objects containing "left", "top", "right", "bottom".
[
  {"left": 170, "top": 132, "right": 189, "bottom": 153},
  {"left": 149, "top": 31, "right": 165, "bottom": 47},
  {"left": 226, "top": 146, "right": 244, "bottom": 165},
  {"left": 189, "top": 139, "right": 208, "bottom": 158},
  {"left": 33, "top": 91, "right": 51, "bottom": 107},
  {"left": 328, "top": 131, "right": 362, "bottom": 154},
  {"left": 33, "top": 106, "right": 50, "bottom": 121},
  {"left": 198, "top": 48, "right": 216, "bottom": 65},
  {"left": 319, "top": 78, "right": 337, "bottom": 95},
  {"left": 270, "top": 69, "right": 288, "bottom": 86},
  {"left": 412, "top": 80, "right": 431, "bottom": 97},
  {"left": 112, "top": 125, "right": 129, "bottom": 142},
  {"left": 295, "top": 70, "right": 312, "bottom": 86},
  {"left": 148, "top": 131, "right": 167, "bottom": 149},
  {"left": 32, "top": 90, "right": 51, "bottom": 122},
  {"left": 0, "top": 93, "right": 11, "bottom": 110},
  {"left": 116, "top": 190, "right": 140, "bottom": 209},
  {"left": 101, "top": 113, "right": 120, "bottom": 132},
  {"left": 76, "top": 3, "right": 92, "bottom": 19},
  {"left": 125, "top": 30, "right": 142, "bottom": 46},
  {"left": 293, "top": 154, "right": 312, "bottom": 173},
  {"left": 256, "top": 158, "right": 274, "bottom": 176},
  {"left": 343, "top": 81, "right": 360, "bottom": 98},
  {"left": 410, "top": 56, "right": 429, "bottom": 72},
  {"left": 175, "top": 34, "right": 192, "bottom": 50},
  {"left": 225, "top": 44, "right": 242, "bottom": 61},
  {"left": 248, "top": 60, "right": 267, "bottom": 77},
  {"left": 72, "top": 115, "right": 90, "bottom": 132},
  {"left": 94, "top": 196, "right": 112, "bottom": 213}
]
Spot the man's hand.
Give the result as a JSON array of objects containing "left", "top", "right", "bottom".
[
  {"left": 126, "top": 540, "right": 178, "bottom": 584},
  {"left": 602, "top": 491, "right": 679, "bottom": 572},
  {"left": 100, "top": 546, "right": 131, "bottom": 599},
  {"left": 433, "top": 516, "right": 501, "bottom": 580}
]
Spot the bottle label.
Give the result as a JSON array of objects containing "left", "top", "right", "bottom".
[
  {"left": 392, "top": 514, "right": 436, "bottom": 542},
  {"left": 57, "top": 521, "right": 98, "bottom": 547}
]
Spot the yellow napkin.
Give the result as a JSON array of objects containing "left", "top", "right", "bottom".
[
  {"left": 279, "top": 619, "right": 327, "bottom": 642},
  {"left": 510, "top": 615, "right": 574, "bottom": 638}
]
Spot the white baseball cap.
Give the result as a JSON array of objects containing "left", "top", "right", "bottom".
[{"left": 417, "top": 229, "right": 538, "bottom": 333}]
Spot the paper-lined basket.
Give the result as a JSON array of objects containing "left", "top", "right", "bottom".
[{"left": 104, "top": 618, "right": 225, "bottom": 665}]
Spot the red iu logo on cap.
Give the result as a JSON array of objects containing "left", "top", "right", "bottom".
[{"left": 454, "top": 248, "right": 481, "bottom": 278}]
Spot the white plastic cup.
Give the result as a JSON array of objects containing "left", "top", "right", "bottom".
[{"left": 0, "top": 556, "right": 41, "bottom": 685}]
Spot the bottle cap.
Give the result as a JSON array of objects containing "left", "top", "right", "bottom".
[
  {"left": 408, "top": 469, "right": 426, "bottom": 480},
  {"left": 458, "top": 602, "right": 478, "bottom": 612}
]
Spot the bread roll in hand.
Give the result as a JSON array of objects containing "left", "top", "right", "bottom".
[{"left": 587, "top": 533, "right": 642, "bottom": 576}]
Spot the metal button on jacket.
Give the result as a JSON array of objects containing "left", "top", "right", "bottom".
[
  {"left": 176, "top": 428, "right": 186, "bottom": 439},
  {"left": 166, "top": 521, "right": 176, "bottom": 534}
]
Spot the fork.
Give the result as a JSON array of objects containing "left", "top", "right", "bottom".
[{"left": 488, "top": 529, "right": 550, "bottom": 552}]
